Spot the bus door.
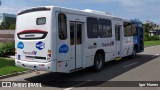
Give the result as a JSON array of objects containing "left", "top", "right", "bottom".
[
  {"left": 70, "top": 22, "right": 83, "bottom": 71},
  {"left": 115, "top": 25, "right": 122, "bottom": 57},
  {"left": 139, "top": 27, "right": 144, "bottom": 52}
]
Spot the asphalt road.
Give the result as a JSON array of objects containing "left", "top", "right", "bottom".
[{"left": 1, "top": 45, "right": 160, "bottom": 90}]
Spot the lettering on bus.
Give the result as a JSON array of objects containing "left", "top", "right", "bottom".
[
  {"left": 88, "top": 45, "right": 97, "bottom": 49},
  {"left": 102, "top": 41, "right": 114, "bottom": 47},
  {"left": 23, "top": 51, "right": 37, "bottom": 55}
]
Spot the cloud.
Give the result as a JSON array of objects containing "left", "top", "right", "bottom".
[
  {"left": 1, "top": 7, "right": 18, "bottom": 14},
  {"left": 101, "top": 0, "right": 160, "bottom": 23},
  {"left": 0, "top": 0, "right": 160, "bottom": 23}
]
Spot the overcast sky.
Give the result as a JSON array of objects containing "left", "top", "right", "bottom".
[{"left": 0, "top": 0, "right": 160, "bottom": 24}]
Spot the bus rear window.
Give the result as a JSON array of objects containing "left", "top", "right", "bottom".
[
  {"left": 37, "top": 17, "right": 46, "bottom": 25},
  {"left": 58, "top": 13, "right": 67, "bottom": 40}
]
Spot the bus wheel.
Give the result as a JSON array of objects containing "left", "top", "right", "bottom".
[
  {"left": 130, "top": 47, "right": 137, "bottom": 59},
  {"left": 93, "top": 53, "right": 104, "bottom": 72}
]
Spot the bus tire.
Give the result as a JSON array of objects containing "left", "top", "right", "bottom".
[
  {"left": 130, "top": 47, "right": 137, "bottom": 59},
  {"left": 93, "top": 53, "right": 104, "bottom": 72}
]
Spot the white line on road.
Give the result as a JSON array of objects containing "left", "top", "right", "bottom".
[
  {"left": 123, "top": 62, "right": 138, "bottom": 68},
  {"left": 64, "top": 80, "right": 92, "bottom": 90},
  {"left": 156, "top": 54, "right": 160, "bottom": 56}
]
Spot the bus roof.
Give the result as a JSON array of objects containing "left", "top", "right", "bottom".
[{"left": 18, "top": 6, "right": 131, "bottom": 21}]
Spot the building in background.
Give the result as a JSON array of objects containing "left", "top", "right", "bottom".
[
  {"left": 149, "top": 30, "right": 160, "bottom": 36},
  {"left": 145, "top": 21, "right": 160, "bottom": 36},
  {"left": 0, "top": 13, "right": 16, "bottom": 25},
  {"left": 145, "top": 21, "right": 160, "bottom": 30}
]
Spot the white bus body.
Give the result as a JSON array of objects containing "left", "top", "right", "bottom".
[{"left": 15, "top": 6, "right": 135, "bottom": 73}]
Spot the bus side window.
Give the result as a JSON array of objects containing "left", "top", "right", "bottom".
[
  {"left": 77, "top": 24, "right": 82, "bottom": 44},
  {"left": 70, "top": 23, "right": 75, "bottom": 45},
  {"left": 124, "top": 22, "right": 132, "bottom": 37},
  {"left": 58, "top": 13, "right": 67, "bottom": 40},
  {"left": 115, "top": 25, "right": 120, "bottom": 41},
  {"left": 132, "top": 23, "right": 137, "bottom": 36},
  {"left": 87, "top": 17, "right": 98, "bottom": 38},
  {"left": 98, "top": 19, "right": 112, "bottom": 38}
]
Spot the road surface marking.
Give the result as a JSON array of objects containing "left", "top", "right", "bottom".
[
  {"left": 156, "top": 54, "right": 159, "bottom": 56},
  {"left": 64, "top": 80, "right": 92, "bottom": 90},
  {"left": 123, "top": 62, "right": 138, "bottom": 68}
]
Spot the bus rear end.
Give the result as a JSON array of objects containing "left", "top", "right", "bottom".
[{"left": 15, "top": 7, "right": 56, "bottom": 72}]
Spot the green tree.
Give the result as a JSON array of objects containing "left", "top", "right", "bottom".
[
  {"left": 0, "top": 17, "right": 16, "bottom": 30},
  {"left": 144, "top": 23, "right": 152, "bottom": 33},
  {"left": 0, "top": 24, "right": 2, "bottom": 30},
  {"left": 9, "top": 23, "right": 16, "bottom": 30},
  {"left": 0, "top": 18, "right": 11, "bottom": 29}
]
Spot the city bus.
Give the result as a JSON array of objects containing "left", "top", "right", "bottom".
[{"left": 15, "top": 6, "right": 144, "bottom": 73}]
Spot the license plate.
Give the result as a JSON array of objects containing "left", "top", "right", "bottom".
[{"left": 25, "top": 56, "right": 34, "bottom": 60}]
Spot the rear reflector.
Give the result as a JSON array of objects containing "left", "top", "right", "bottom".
[{"left": 48, "top": 54, "right": 51, "bottom": 57}]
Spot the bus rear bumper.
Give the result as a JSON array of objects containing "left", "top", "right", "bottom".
[{"left": 15, "top": 59, "right": 55, "bottom": 72}]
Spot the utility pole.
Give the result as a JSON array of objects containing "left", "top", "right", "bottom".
[
  {"left": 0, "top": 0, "right": 1, "bottom": 6},
  {"left": 0, "top": 0, "right": 2, "bottom": 13}
]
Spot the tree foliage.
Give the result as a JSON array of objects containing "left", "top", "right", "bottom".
[
  {"left": 143, "top": 23, "right": 153, "bottom": 33},
  {"left": 0, "top": 18, "right": 16, "bottom": 30},
  {"left": 0, "top": 42, "right": 15, "bottom": 56},
  {"left": 9, "top": 23, "right": 16, "bottom": 30}
]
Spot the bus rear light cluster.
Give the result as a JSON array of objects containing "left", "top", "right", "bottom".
[
  {"left": 48, "top": 49, "right": 51, "bottom": 57},
  {"left": 15, "top": 48, "right": 17, "bottom": 54}
]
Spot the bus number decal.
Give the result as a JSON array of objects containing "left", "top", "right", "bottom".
[{"left": 59, "top": 44, "right": 69, "bottom": 53}]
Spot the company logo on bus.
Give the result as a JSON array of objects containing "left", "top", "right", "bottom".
[
  {"left": 17, "top": 42, "right": 24, "bottom": 49},
  {"left": 36, "top": 41, "right": 45, "bottom": 50},
  {"left": 23, "top": 51, "right": 37, "bottom": 55},
  {"left": 59, "top": 44, "right": 69, "bottom": 53},
  {"left": 102, "top": 41, "right": 114, "bottom": 47}
]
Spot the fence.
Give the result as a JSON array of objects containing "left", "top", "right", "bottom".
[{"left": 0, "top": 30, "right": 15, "bottom": 42}]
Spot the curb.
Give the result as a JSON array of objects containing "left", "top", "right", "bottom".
[
  {"left": 144, "top": 44, "right": 160, "bottom": 48},
  {"left": 0, "top": 70, "right": 34, "bottom": 79}
]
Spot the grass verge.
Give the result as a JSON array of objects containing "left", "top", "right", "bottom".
[
  {"left": 144, "top": 40, "right": 160, "bottom": 47},
  {"left": 0, "top": 57, "right": 28, "bottom": 76}
]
